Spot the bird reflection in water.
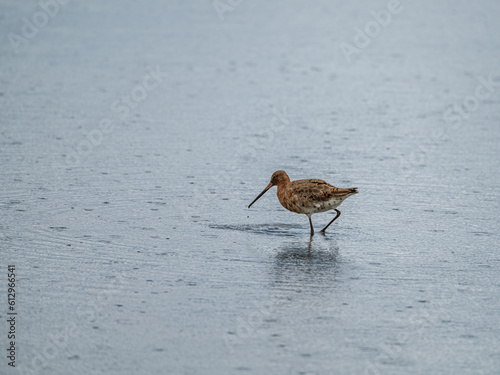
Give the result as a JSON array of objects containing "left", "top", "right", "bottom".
[{"left": 273, "top": 236, "right": 342, "bottom": 284}]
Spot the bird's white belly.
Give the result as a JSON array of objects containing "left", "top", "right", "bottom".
[{"left": 303, "top": 197, "right": 344, "bottom": 214}]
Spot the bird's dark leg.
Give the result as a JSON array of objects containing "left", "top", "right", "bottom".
[
  {"left": 307, "top": 214, "right": 314, "bottom": 236},
  {"left": 320, "top": 209, "right": 341, "bottom": 234}
]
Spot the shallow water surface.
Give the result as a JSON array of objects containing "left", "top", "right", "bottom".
[{"left": 1, "top": 0, "right": 500, "bottom": 374}]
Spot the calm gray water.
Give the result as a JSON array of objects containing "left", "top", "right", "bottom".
[{"left": 1, "top": 0, "right": 500, "bottom": 374}]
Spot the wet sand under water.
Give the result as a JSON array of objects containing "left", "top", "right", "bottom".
[{"left": 1, "top": 0, "right": 500, "bottom": 374}]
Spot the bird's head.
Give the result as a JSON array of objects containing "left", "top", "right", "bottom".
[{"left": 248, "top": 170, "right": 290, "bottom": 208}]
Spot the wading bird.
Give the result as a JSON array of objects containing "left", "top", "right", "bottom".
[{"left": 248, "top": 170, "right": 358, "bottom": 236}]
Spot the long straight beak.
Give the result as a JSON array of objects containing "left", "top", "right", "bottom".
[{"left": 248, "top": 182, "right": 273, "bottom": 208}]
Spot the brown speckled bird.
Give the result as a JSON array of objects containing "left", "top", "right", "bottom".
[{"left": 248, "top": 170, "right": 358, "bottom": 236}]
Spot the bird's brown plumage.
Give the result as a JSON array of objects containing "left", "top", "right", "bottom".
[
  {"left": 248, "top": 170, "right": 358, "bottom": 235},
  {"left": 277, "top": 177, "right": 358, "bottom": 215}
]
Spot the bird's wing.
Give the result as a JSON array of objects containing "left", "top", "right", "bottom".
[{"left": 289, "top": 180, "right": 357, "bottom": 202}]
